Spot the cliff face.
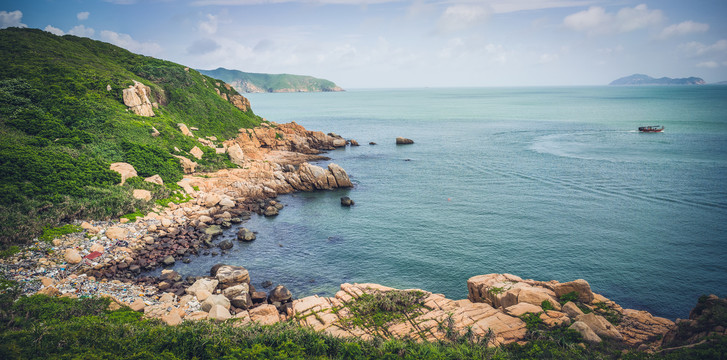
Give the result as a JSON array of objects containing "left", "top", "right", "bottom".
[{"left": 610, "top": 74, "right": 706, "bottom": 85}]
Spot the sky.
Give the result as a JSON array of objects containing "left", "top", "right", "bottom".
[{"left": 1, "top": 0, "right": 726, "bottom": 88}]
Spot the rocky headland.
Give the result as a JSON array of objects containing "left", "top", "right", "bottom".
[{"left": 1, "top": 121, "right": 724, "bottom": 354}]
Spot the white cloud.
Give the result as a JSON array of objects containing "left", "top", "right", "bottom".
[
  {"left": 680, "top": 39, "right": 727, "bottom": 57},
  {"left": 77, "top": 11, "right": 90, "bottom": 21},
  {"left": 437, "top": 4, "right": 491, "bottom": 33},
  {"left": 199, "top": 14, "right": 218, "bottom": 35},
  {"left": 490, "top": 0, "right": 594, "bottom": 14},
  {"left": 659, "top": 21, "right": 709, "bottom": 39},
  {"left": 44, "top": 25, "right": 65, "bottom": 36},
  {"left": 696, "top": 61, "right": 719, "bottom": 68},
  {"left": 0, "top": 10, "right": 27, "bottom": 29},
  {"left": 191, "top": 0, "right": 400, "bottom": 5},
  {"left": 100, "top": 30, "right": 163, "bottom": 56},
  {"left": 484, "top": 43, "right": 507, "bottom": 64},
  {"left": 563, "top": 4, "right": 663, "bottom": 35},
  {"left": 538, "top": 53, "right": 559, "bottom": 64},
  {"left": 68, "top": 25, "right": 95, "bottom": 37}
]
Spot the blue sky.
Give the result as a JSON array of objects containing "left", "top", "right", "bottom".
[{"left": 2, "top": 0, "right": 726, "bottom": 87}]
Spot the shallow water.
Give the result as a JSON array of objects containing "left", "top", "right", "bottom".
[{"left": 163, "top": 87, "right": 727, "bottom": 319}]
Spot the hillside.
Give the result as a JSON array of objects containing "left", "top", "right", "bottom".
[
  {"left": 0, "top": 28, "right": 262, "bottom": 245},
  {"left": 198, "top": 67, "right": 344, "bottom": 93},
  {"left": 610, "top": 74, "right": 706, "bottom": 85}
]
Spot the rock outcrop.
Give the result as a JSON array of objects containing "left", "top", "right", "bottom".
[
  {"left": 396, "top": 137, "right": 414, "bottom": 145},
  {"left": 110, "top": 162, "right": 137, "bottom": 185},
  {"left": 122, "top": 80, "right": 155, "bottom": 117}
]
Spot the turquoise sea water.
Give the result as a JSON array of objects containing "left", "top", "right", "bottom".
[{"left": 171, "top": 87, "right": 727, "bottom": 319}]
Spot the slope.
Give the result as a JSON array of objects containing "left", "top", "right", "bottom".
[{"left": 0, "top": 28, "right": 262, "bottom": 245}]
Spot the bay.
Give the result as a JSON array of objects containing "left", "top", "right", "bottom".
[{"left": 169, "top": 86, "right": 727, "bottom": 319}]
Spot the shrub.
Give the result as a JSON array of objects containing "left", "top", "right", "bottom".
[{"left": 38, "top": 224, "right": 83, "bottom": 242}]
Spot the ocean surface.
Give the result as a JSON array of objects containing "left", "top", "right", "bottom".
[{"left": 169, "top": 87, "right": 727, "bottom": 319}]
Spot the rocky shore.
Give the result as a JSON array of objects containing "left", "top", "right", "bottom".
[{"left": 1, "top": 122, "right": 723, "bottom": 353}]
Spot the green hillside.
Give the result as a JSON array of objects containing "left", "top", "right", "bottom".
[
  {"left": 198, "top": 67, "right": 343, "bottom": 93},
  {"left": 0, "top": 28, "right": 262, "bottom": 245}
]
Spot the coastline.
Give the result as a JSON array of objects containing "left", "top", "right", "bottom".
[{"left": 0, "top": 121, "right": 721, "bottom": 352}]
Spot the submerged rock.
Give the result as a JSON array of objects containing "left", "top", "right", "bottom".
[{"left": 236, "top": 228, "right": 256, "bottom": 241}]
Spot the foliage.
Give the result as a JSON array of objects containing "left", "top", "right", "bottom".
[
  {"left": 594, "top": 302, "right": 622, "bottom": 325},
  {"left": 337, "top": 290, "right": 428, "bottom": 335},
  {"left": 489, "top": 286, "right": 505, "bottom": 295},
  {"left": 559, "top": 291, "right": 580, "bottom": 304},
  {"left": 541, "top": 300, "right": 555, "bottom": 312},
  {"left": 521, "top": 312, "right": 545, "bottom": 331},
  {"left": 0, "top": 292, "right": 725, "bottom": 359},
  {"left": 0, "top": 246, "right": 20, "bottom": 259},
  {"left": 38, "top": 224, "right": 83, "bottom": 242},
  {"left": 0, "top": 28, "right": 262, "bottom": 245}
]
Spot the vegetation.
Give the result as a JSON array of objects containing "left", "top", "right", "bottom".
[
  {"left": 336, "top": 290, "right": 428, "bottom": 336},
  {"left": 0, "top": 28, "right": 262, "bottom": 246},
  {"left": 37, "top": 224, "right": 83, "bottom": 243},
  {"left": 0, "top": 287, "right": 724, "bottom": 359},
  {"left": 199, "top": 67, "right": 343, "bottom": 93}
]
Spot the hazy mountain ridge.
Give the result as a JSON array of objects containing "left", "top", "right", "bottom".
[
  {"left": 610, "top": 74, "right": 706, "bottom": 85},
  {"left": 198, "top": 67, "right": 344, "bottom": 93}
]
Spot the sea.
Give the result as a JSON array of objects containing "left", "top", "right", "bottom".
[{"left": 166, "top": 86, "right": 727, "bottom": 319}]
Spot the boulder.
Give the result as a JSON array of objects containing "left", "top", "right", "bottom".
[
  {"left": 249, "top": 304, "right": 280, "bottom": 325},
  {"left": 208, "top": 304, "right": 231, "bottom": 322},
  {"left": 64, "top": 249, "right": 82, "bottom": 264},
  {"left": 569, "top": 321, "right": 602, "bottom": 343},
  {"left": 205, "top": 225, "right": 223, "bottom": 236},
  {"left": 162, "top": 311, "right": 183, "bottom": 326},
  {"left": 340, "top": 197, "right": 354, "bottom": 206},
  {"left": 190, "top": 146, "right": 204, "bottom": 160},
  {"left": 132, "top": 189, "right": 152, "bottom": 201},
  {"left": 215, "top": 265, "right": 250, "bottom": 288},
  {"left": 505, "top": 302, "right": 542, "bottom": 317},
  {"left": 219, "top": 197, "right": 235, "bottom": 208},
  {"left": 396, "top": 137, "right": 414, "bottom": 145},
  {"left": 162, "top": 255, "right": 175, "bottom": 266},
  {"left": 106, "top": 226, "right": 128, "bottom": 240},
  {"left": 89, "top": 243, "right": 104, "bottom": 253},
  {"left": 230, "top": 293, "right": 253, "bottom": 309},
  {"left": 268, "top": 285, "right": 292, "bottom": 304},
  {"left": 562, "top": 301, "right": 584, "bottom": 318},
  {"left": 222, "top": 283, "right": 250, "bottom": 299},
  {"left": 553, "top": 279, "right": 594, "bottom": 303},
  {"left": 236, "top": 228, "right": 256, "bottom": 241},
  {"left": 264, "top": 206, "right": 279, "bottom": 217},
  {"left": 349, "top": 139, "right": 360, "bottom": 146},
  {"left": 227, "top": 144, "right": 245, "bottom": 166},
  {"left": 328, "top": 163, "right": 352, "bottom": 188},
  {"left": 130, "top": 298, "right": 146, "bottom": 312},
  {"left": 122, "top": 81, "right": 155, "bottom": 117},
  {"left": 173, "top": 155, "right": 198, "bottom": 174},
  {"left": 218, "top": 239, "right": 233, "bottom": 250},
  {"left": 202, "top": 294, "right": 231, "bottom": 312},
  {"left": 144, "top": 174, "right": 164, "bottom": 186},
  {"left": 575, "top": 312, "right": 623, "bottom": 340},
  {"left": 110, "top": 162, "right": 137, "bottom": 185},
  {"left": 195, "top": 289, "right": 211, "bottom": 301},
  {"left": 204, "top": 193, "right": 222, "bottom": 207},
  {"left": 178, "top": 123, "right": 193, "bottom": 137}
]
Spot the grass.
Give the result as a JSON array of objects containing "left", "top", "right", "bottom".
[
  {"left": 38, "top": 224, "right": 83, "bottom": 242},
  {"left": 0, "top": 290, "right": 724, "bottom": 359},
  {"left": 338, "top": 290, "right": 429, "bottom": 336}
]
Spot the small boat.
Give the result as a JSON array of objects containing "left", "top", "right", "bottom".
[{"left": 638, "top": 125, "right": 664, "bottom": 133}]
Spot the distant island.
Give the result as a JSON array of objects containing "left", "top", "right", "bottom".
[
  {"left": 198, "top": 67, "right": 344, "bottom": 93},
  {"left": 610, "top": 74, "right": 706, "bottom": 85}
]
